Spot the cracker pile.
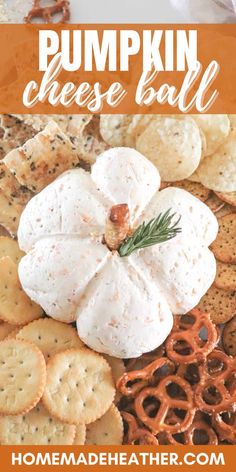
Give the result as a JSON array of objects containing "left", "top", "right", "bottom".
[
  {"left": 0, "top": 318, "right": 122, "bottom": 445},
  {"left": 0, "top": 113, "right": 236, "bottom": 445}
]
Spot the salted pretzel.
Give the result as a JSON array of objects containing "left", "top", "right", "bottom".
[
  {"left": 158, "top": 420, "right": 218, "bottom": 445},
  {"left": 121, "top": 411, "right": 158, "bottom": 445},
  {"left": 194, "top": 350, "right": 236, "bottom": 413},
  {"left": 25, "top": 0, "right": 70, "bottom": 23},
  {"left": 134, "top": 375, "right": 195, "bottom": 434},
  {"left": 165, "top": 309, "right": 218, "bottom": 364},
  {"left": 212, "top": 411, "right": 236, "bottom": 444},
  {"left": 117, "top": 357, "right": 175, "bottom": 397}
]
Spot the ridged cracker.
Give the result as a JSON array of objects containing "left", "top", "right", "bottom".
[
  {"left": 100, "top": 115, "right": 132, "bottom": 146},
  {"left": 17, "top": 318, "right": 84, "bottom": 361},
  {"left": 42, "top": 348, "right": 115, "bottom": 425},
  {"left": 5, "top": 325, "right": 24, "bottom": 340},
  {"left": 191, "top": 115, "right": 230, "bottom": 157},
  {"left": 0, "top": 339, "right": 46, "bottom": 415},
  {"left": 172, "top": 180, "right": 210, "bottom": 202},
  {"left": 215, "top": 191, "right": 236, "bottom": 207},
  {"left": 223, "top": 316, "right": 236, "bottom": 357},
  {"left": 0, "top": 402, "right": 76, "bottom": 445},
  {"left": 211, "top": 214, "right": 236, "bottom": 263},
  {"left": 136, "top": 116, "right": 202, "bottom": 181},
  {"left": 197, "top": 286, "right": 236, "bottom": 324},
  {"left": 0, "top": 256, "right": 43, "bottom": 325},
  {"left": 195, "top": 131, "right": 236, "bottom": 192},
  {"left": 85, "top": 404, "right": 123, "bottom": 445},
  {"left": 3, "top": 121, "right": 79, "bottom": 193},
  {"left": 0, "top": 236, "right": 24, "bottom": 264},
  {"left": 214, "top": 262, "right": 236, "bottom": 291},
  {"left": 73, "top": 424, "right": 86, "bottom": 445}
]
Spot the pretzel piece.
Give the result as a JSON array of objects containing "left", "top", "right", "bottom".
[
  {"left": 135, "top": 375, "right": 195, "bottom": 434},
  {"left": 25, "top": 0, "right": 70, "bottom": 23},
  {"left": 166, "top": 309, "right": 218, "bottom": 364},
  {"left": 117, "top": 357, "right": 175, "bottom": 397},
  {"left": 121, "top": 411, "right": 158, "bottom": 445}
]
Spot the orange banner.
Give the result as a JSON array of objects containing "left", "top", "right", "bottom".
[
  {"left": 0, "top": 24, "right": 235, "bottom": 114},
  {"left": 0, "top": 446, "right": 235, "bottom": 471}
]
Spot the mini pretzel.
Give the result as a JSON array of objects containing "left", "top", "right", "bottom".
[
  {"left": 134, "top": 375, "right": 195, "bottom": 434},
  {"left": 158, "top": 420, "right": 218, "bottom": 445},
  {"left": 165, "top": 310, "right": 218, "bottom": 364},
  {"left": 117, "top": 357, "right": 175, "bottom": 397},
  {"left": 25, "top": 0, "right": 70, "bottom": 23},
  {"left": 212, "top": 411, "right": 236, "bottom": 444},
  {"left": 121, "top": 411, "right": 158, "bottom": 445},
  {"left": 194, "top": 350, "right": 236, "bottom": 413}
]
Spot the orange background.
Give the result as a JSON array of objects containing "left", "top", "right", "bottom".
[
  {"left": 0, "top": 446, "right": 235, "bottom": 471},
  {"left": 0, "top": 24, "right": 235, "bottom": 114}
]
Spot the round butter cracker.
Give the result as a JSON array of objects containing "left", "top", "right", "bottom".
[
  {"left": 0, "top": 339, "right": 46, "bottom": 415},
  {"left": 0, "top": 256, "right": 43, "bottom": 325},
  {"left": 42, "top": 348, "right": 115, "bottom": 425},
  {"left": 85, "top": 404, "right": 123, "bottom": 445},
  {"left": 74, "top": 424, "right": 86, "bottom": 445},
  {"left": 0, "top": 403, "right": 76, "bottom": 445},
  {"left": 17, "top": 318, "right": 84, "bottom": 360}
]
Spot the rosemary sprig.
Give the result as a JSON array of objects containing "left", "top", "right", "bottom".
[{"left": 118, "top": 209, "right": 182, "bottom": 257}]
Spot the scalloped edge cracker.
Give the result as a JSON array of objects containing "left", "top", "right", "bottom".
[{"left": 0, "top": 256, "right": 43, "bottom": 325}]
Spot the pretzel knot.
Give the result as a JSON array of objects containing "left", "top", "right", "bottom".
[
  {"left": 117, "top": 357, "right": 175, "bottom": 397},
  {"left": 25, "top": 0, "right": 70, "bottom": 23},
  {"left": 194, "top": 350, "right": 236, "bottom": 413},
  {"left": 158, "top": 419, "right": 218, "bottom": 445},
  {"left": 122, "top": 411, "right": 158, "bottom": 445},
  {"left": 212, "top": 411, "right": 236, "bottom": 444},
  {"left": 134, "top": 375, "right": 195, "bottom": 434},
  {"left": 165, "top": 309, "right": 218, "bottom": 364}
]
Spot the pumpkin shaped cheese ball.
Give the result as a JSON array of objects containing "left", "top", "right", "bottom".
[{"left": 18, "top": 148, "right": 218, "bottom": 358}]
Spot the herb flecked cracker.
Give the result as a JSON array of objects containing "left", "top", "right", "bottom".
[
  {"left": 0, "top": 403, "right": 76, "bottom": 445},
  {"left": 85, "top": 404, "right": 123, "bottom": 445},
  {"left": 214, "top": 262, "right": 236, "bottom": 291},
  {"left": 42, "top": 348, "right": 115, "bottom": 425},
  {"left": 223, "top": 316, "right": 236, "bottom": 357},
  {"left": 211, "top": 214, "right": 236, "bottom": 264},
  {"left": 197, "top": 286, "right": 236, "bottom": 324},
  {"left": 3, "top": 121, "right": 79, "bottom": 193},
  {"left": 0, "top": 256, "right": 43, "bottom": 325},
  {"left": 0, "top": 339, "right": 46, "bottom": 415},
  {"left": 17, "top": 318, "right": 84, "bottom": 360},
  {"left": 172, "top": 180, "right": 210, "bottom": 202}
]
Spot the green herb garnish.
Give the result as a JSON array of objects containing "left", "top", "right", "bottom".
[{"left": 118, "top": 209, "right": 182, "bottom": 257}]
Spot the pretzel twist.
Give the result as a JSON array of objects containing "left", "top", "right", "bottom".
[
  {"left": 134, "top": 375, "right": 195, "bottom": 434},
  {"left": 25, "top": 0, "right": 70, "bottom": 23},
  {"left": 165, "top": 309, "right": 218, "bottom": 364},
  {"left": 121, "top": 411, "right": 158, "bottom": 445},
  {"left": 194, "top": 350, "right": 236, "bottom": 413},
  {"left": 117, "top": 357, "right": 175, "bottom": 397}
]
